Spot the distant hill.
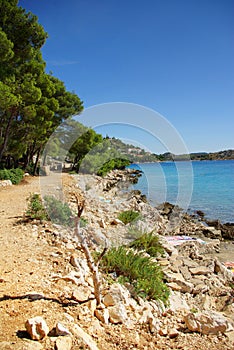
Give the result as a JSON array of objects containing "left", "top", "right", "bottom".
[{"left": 107, "top": 137, "right": 234, "bottom": 162}]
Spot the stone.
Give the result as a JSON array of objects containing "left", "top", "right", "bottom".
[
  {"left": 166, "top": 282, "right": 181, "bottom": 291},
  {"left": 164, "top": 272, "right": 194, "bottom": 293},
  {"left": 94, "top": 308, "right": 109, "bottom": 324},
  {"left": 108, "top": 303, "right": 129, "bottom": 324},
  {"left": 0, "top": 342, "right": 43, "bottom": 350},
  {"left": 103, "top": 283, "right": 131, "bottom": 307},
  {"left": 168, "top": 291, "right": 190, "bottom": 312},
  {"left": 110, "top": 218, "right": 123, "bottom": 225},
  {"left": 25, "top": 316, "right": 49, "bottom": 340},
  {"left": 55, "top": 336, "right": 73, "bottom": 350},
  {"left": 184, "top": 311, "right": 230, "bottom": 335},
  {"left": 55, "top": 322, "right": 71, "bottom": 336},
  {"left": 98, "top": 218, "right": 106, "bottom": 228},
  {"left": 192, "top": 283, "right": 209, "bottom": 295},
  {"left": 168, "top": 328, "right": 179, "bottom": 338},
  {"left": 0, "top": 180, "right": 12, "bottom": 187},
  {"left": 72, "top": 286, "right": 91, "bottom": 302},
  {"left": 189, "top": 266, "right": 211, "bottom": 275},
  {"left": 72, "top": 324, "right": 99, "bottom": 350}
]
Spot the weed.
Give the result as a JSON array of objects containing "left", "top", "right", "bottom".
[
  {"left": 26, "top": 193, "right": 48, "bottom": 221},
  {"left": 0, "top": 168, "right": 24, "bottom": 184},
  {"left": 129, "top": 231, "right": 165, "bottom": 257},
  {"left": 44, "top": 196, "right": 73, "bottom": 227},
  {"left": 118, "top": 210, "right": 140, "bottom": 225},
  {"left": 99, "top": 246, "right": 170, "bottom": 304}
]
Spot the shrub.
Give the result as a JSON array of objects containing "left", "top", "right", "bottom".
[
  {"left": 118, "top": 210, "right": 140, "bottom": 225},
  {"left": 26, "top": 193, "right": 48, "bottom": 221},
  {"left": 99, "top": 246, "right": 170, "bottom": 304},
  {"left": 0, "top": 168, "right": 24, "bottom": 184},
  {"left": 97, "top": 158, "right": 130, "bottom": 177},
  {"left": 129, "top": 231, "right": 165, "bottom": 257},
  {"left": 44, "top": 196, "right": 73, "bottom": 227}
]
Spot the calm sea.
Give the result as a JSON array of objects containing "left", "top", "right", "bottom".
[{"left": 129, "top": 160, "right": 234, "bottom": 223}]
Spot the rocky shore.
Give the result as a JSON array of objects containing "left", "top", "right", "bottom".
[{"left": 0, "top": 170, "right": 233, "bottom": 350}]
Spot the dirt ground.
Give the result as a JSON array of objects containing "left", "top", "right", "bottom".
[{"left": 0, "top": 176, "right": 233, "bottom": 350}]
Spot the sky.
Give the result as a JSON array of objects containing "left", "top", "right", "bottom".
[{"left": 18, "top": 0, "right": 234, "bottom": 154}]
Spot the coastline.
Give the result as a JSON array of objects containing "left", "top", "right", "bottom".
[{"left": 0, "top": 171, "right": 233, "bottom": 349}]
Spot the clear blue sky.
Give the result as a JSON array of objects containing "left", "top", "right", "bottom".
[{"left": 19, "top": 0, "right": 233, "bottom": 153}]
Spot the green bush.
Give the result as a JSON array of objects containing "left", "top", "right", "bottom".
[
  {"left": 44, "top": 196, "right": 73, "bottom": 227},
  {"left": 118, "top": 210, "right": 140, "bottom": 225},
  {"left": 97, "top": 158, "right": 130, "bottom": 177},
  {"left": 26, "top": 193, "right": 48, "bottom": 221},
  {"left": 0, "top": 168, "right": 24, "bottom": 184},
  {"left": 129, "top": 231, "right": 165, "bottom": 257},
  {"left": 99, "top": 246, "right": 170, "bottom": 304}
]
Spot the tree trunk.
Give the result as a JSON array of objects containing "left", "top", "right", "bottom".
[{"left": 0, "top": 109, "right": 16, "bottom": 163}]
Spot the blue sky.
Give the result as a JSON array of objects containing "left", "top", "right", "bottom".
[{"left": 19, "top": 0, "right": 233, "bottom": 153}]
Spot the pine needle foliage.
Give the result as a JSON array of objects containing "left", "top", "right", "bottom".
[
  {"left": 129, "top": 231, "right": 165, "bottom": 257},
  {"left": 100, "top": 246, "right": 170, "bottom": 305},
  {"left": 118, "top": 210, "right": 140, "bottom": 224}
]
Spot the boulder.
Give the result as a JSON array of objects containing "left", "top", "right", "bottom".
[
  {"left": 25, "top": 316, "right": 49, "bottom": 340},
  {"left": 184, "top": 310, "right": 230, "bottom": 334}
]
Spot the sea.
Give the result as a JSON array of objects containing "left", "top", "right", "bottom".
[{"left": 128, "top": 159, "right": 234, "bottom": 223}]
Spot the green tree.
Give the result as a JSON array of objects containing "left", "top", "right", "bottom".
[{"left": 0, "top": 0, "right": 83, "bottom": 170}]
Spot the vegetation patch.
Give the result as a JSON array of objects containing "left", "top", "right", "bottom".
[
  {"left": 26, "top": 193, "right": 73, "bottom": 226},
  {"left": 0, "top": 168, "right": 24, "bottom": 184},
  {"left": 118, "top": 210, "right": 140, "bottom": 224},
  {"left": 26, "top": 193, "right": 48, "bottom": 221},
  {"left": 129, "top": 231, "right": 165, "bottom": 257},
  {"left": 44, "top": 196, "right": 73, "bottom": 227},
  {"left": 99, "top": 245, "right": 169, "bottom": 304}
]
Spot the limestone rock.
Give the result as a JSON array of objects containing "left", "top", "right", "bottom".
[
  {"left": 108, "top": 303, "right": 129, "bottom": 324},
  {"left": 103, "top": 283, "right": 131, "bottom": 307},
  {"left": 0, "top": 180, "right": 12, "bottom": 187},
  {"left": 110, "top": 218, "right": 123, "bottom": 225},
  {"left": 184, "top": 311, "right": 230, "bottom": 335},
  {"left": 55, "top": 336, "right": 73, "bottom": 350},
  {"left": 55, "top": 322, "right": 71, "bottom": 336},
  {"left": 189, "top": 266, "right": 211, "bottom": 275},
  {"left": 72, "top": 286, "right": 91, "bottom": 302},
  {"left": 94, "top": 308, "right": 109, "bottom": 324},
  {"left": 25, "top": 316, "right": 49, "bottom": 340},
  {"left": 72, "top": 324, "right": 99, "bottom": 350}
]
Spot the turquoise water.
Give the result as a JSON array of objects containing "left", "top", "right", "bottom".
[{"left": 129, "top": 160, "right": 234, "bottom": 223}]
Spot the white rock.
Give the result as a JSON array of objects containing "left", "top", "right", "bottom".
[
  {"left": 189, "top": 266, "right": 211, "bottom": 275},
  {"left": 72, "top": 286, "right": 91, "bottom": 302},
  {"left": 108, "top": 303, "right": 129, "bottom": 324},
  {"left": 72, "top": 324, "right": 99, "bottom": 350},
  {"left": 184, "top": 311, "right": 230, "bottom": 335},
  {"left": 55, "top": 336, "right": 73, "bottom": 350},
  {"left": 0, "top": 180, "right": 12, "bottom": 187},
  {"left": 55, "top": 322, "right": 71, "bottom": 336},
  {"left": 25, "top": 316, "right": 49, "bottom": 340},
  {"left": 103, "top": 283, "right": 131, "bottom": 307}
]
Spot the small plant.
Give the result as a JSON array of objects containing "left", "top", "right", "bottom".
[
  {"left": 190, "top": 307, "right": 198, "bottom": 313},
  {"left": 118, "top": 210, "right": 140, "bottom": 225},
  {"left": 0, "top": 168, "right": 24, "bottom": 184},
  {"left": 129, "top": 231, "right": 165, "bottom": 257},
  {"left": 80, "top": 216, "right": 88, "bottom": 227},
  {"left": 44, "top": 196, "right": 73, "bottom": 227},
  {"left": 26, "top": 193, "right": 48, "bottom": 221},
  {"left": 99, "top": 246, "right": 170, "bottom": 305}
]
